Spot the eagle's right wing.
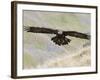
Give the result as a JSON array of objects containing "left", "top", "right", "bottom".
[{"left": 24, "top": 26, "right": 58, "bottom": 34}]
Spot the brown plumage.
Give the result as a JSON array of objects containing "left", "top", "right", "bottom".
[{"left": 24, "top": 26, "right": 90, "bottom": 46}]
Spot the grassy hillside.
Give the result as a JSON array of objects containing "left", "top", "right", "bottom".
[{"left": 23, "top": 10, "right": 91, "bottom": 69}]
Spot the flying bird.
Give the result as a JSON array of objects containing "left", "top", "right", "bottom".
[{"left": 24, "top": 26, "right": 90, "bottom": 46}]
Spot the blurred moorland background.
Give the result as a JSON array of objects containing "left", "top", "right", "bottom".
[{"left": 23, "top": 10, "right": 91, "bottom": 69}]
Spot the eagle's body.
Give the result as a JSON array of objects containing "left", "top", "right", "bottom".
[{"left": 24, "top": 26, "right": 90, "bottom": 46}]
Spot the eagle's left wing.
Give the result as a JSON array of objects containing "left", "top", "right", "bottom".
[{"left": 63, "top": 31, "right": 90, "bottom": 40}]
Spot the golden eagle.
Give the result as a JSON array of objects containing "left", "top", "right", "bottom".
[{"left": 24, "top": 26, "right": 90, "bottom": 46}]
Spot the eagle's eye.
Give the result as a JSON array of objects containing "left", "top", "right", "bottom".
[{"left": 51, "top": 34, "right": 71, "bottom": 46}]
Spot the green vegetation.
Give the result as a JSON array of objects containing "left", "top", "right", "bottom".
[{"left": 24, "top": 53, "right": 38, "bottom": 68}]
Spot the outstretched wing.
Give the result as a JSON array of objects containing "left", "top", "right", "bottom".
[
  {"left": 63, "top": 31, "right": 90, "bottom": 40},
  {"left": 24, "top": 26, "right": 90, "bottom": 40},
  {"left": 24, "top": 26, "right": 58, "bottom": 34}
]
